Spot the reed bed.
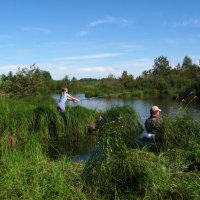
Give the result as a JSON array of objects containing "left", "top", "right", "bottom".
[
  {"left": 97, "top": 106, "right": 144, "bottom": 147},
  {"left": 157, "top": 114, "right": 200, "bottom": 150},
  {"left": 32, "top": 105, "right": 97, "bottom": 143},
  {"left": 0, "top": 97, "right": 97, "bottom": 149},
  {"left": 154, "top": 114, "right": 200, "bottom": 172}
]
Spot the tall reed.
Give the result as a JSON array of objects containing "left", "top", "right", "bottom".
[
  {"left": 97, "top": 106, "right": 143, "bottom": 147},
  {"left": 0, "top": 97, "right": 97, "bottom": 150},
  {"left": 0, "top": 135, "right": 88, "bottom": 200},
  {"left": 157, "top": 114, "right": 200, "bottom": 153}
]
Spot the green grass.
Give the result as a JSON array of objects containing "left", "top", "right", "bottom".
[
  {"left": 83, "top": 149, "right": 170, "bottom": 199},
  {"left": 0, "top": 96, "right": 199, "bottom": 199},
  {"left": 96, "top": 106, "right": 143, "bottom": 147},
  {"left": 0, "top": 135, "right": 88, "bottom": 200},
  {"left": 0, "top": 97, "right": 97, "bottom": 144},
  {"left": 155, "top": 114, "right": 200, "bottom": 154}
]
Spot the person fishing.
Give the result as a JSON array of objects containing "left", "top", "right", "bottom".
[
  {"left": 57, "top": 87, "right": 80, "bottom": 113},
  {"left": 138, "top": 105, "right": 163, "bottom": 148},
  {"left": 145, "top": 105, "right": 163, "bottom": 134}
]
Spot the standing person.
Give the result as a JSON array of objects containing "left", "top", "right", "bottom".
[
  {"left": 57, "top": 87, "right": 80, "bottom": 113},
  {"left": 145, "top": 105, "right": 163, "bottom": 134}
]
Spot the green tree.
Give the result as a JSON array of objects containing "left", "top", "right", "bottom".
[
  {"left": 0, "top": 74, "right": 7, "bottom": 82},
  {"left": 141, "top": 69, "right": 152, "bottom": 77},
  {"left": 152, "top": 56, "right": 171, "bottom": 76},
  {"left": 121, "top": 71, "right": 129, "bottom": 80},
  {"left": 63, "top": 75, "right": 70, "bottom": 82},
  {"left": 120, "top": 71, "right": 134, "bottom": 89},
  {"left": 100, "top": 73, "right": 122, "bottom": 91},
  {"left": 182, "top": 56, "right": 192, "bottom": 70},
  {"left": 10, "top": 65, "right": 51, "bottom": 97},
  {"left": 7, "top": 71, "right": 14, "bottom": 81},
  {"left": 0, "top": 76, "right": 12, "bottom": 93}
]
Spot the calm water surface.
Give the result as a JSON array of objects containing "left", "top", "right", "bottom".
[
  {"left": 53, "top": 94, "right": 200, "bottom": 162},
  {"left": 54, "top": 94, "right": 200, "bottom": 124}
]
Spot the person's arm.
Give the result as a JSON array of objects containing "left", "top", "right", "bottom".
[{"left": 67, "top": 95, "right": 80, "bottom": 102}]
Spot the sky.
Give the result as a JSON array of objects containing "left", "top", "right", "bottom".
[{"left": 0, "top": 0, "right": 200, "bottom": 80}]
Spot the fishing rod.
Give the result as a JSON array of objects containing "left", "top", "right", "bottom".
[{"left": 79, "top": 91, "right": 133, "bottom": 101}]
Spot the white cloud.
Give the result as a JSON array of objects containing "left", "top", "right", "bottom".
[
  {"left": 118, "top": 18, "right": 131, "bottom": 26},
  {"left": 54, "top": 53, "right": 122, "bottom": 61},
  {"left": 88, "top": 16, "right": 131, "bottom": 27},
  {"left": 88, "top": 16, "right": 116, "bottom": 27},
  {"left": 48, "top": 66, "right": 119, "bottom": 80},
  {"left": 165, "top": 38, "right": 177, "bottom": 45},
  {"left": 76, "top": 17, "right": 131, "bottom": 38},
  {"left": 76, "top": 31, "right": 89, "bottom": 36},
  {"left": 74, "top": 59, "right": 154, "bottom": 78},
  {"left": 22, "top": 26, "right": 51, "bottom": 34},
  {"left": 0, "top": 58, "right": 154, "bottom": 80},
  {"left": 76, "top": 67, "right": 121, "bottom": 79},
  {"left": 79, "top": 67, "right": 113, "bottom": 73},
  {"left": 116, "top": 43, "right": 142, "bottom": 50},
  {"left": 174, "top": 18, "right": 200, "bottom": 27},
  {"left": 50, "top": 58, "right": 153, "bottom": 79},
  {"left": 0, "top": 64, "right": 27, "bottom": 75},
  {"left": 113, "top": 58, "right": 154, "bottom": 75}
]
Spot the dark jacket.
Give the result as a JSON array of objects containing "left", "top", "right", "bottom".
[{"left": 145, "top": 115, "right": 163, "bottom": 134}]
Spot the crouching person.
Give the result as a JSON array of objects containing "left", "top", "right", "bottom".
[{"left": 140, "top": 106, "right": 163, "bottom": 143}]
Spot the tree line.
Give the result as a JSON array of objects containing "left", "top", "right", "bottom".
[
  {"left": 0, "top": 56, "right": 200, "bottom": 99},
  {"left": 136, "top": 56, "right": 200, "bottom": 99}
]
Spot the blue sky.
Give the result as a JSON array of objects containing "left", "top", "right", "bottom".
[{"left": 0, "top": 0, "right": 200, "bottom": 80}]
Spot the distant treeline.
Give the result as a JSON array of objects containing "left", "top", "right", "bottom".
[{"left": 0, "top": 55, "right": 200, "bottom": 100}]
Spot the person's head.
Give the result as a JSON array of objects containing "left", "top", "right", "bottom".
[
  {"left": 61, "top": 87, "right": 68, "bottom": 95},
  {"left": 150, "top": 105, "right": 161, "bottom": 116}
]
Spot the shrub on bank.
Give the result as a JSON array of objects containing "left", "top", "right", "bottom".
[{"left": 97, "top": 106, "right": 143, "bottom": 147}]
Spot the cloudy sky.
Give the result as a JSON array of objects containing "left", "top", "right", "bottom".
[{"left": 0, "top": 0, "right": 200, "bottom": 79}]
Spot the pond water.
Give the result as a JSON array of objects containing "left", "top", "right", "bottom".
[{"left": 53, "top": 93, "right": 200, "bottom": 162}]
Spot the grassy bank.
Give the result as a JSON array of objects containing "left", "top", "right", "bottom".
[{"left": 0, "top": 97, "right": 199, "bottom": 199}]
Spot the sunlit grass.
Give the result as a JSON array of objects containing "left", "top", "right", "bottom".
[{"left": 0, "top": 135, "right": 87, "bottom": 200}]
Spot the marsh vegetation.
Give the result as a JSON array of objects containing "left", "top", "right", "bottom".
[{"left": 0, "top": 96, "right": 199, "bottom": 199}]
